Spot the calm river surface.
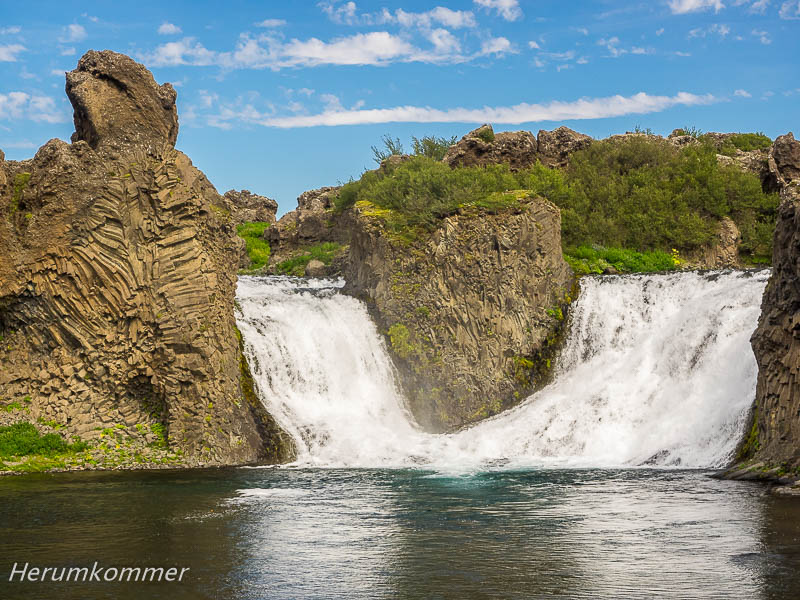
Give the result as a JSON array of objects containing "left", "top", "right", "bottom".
[{"left": 1, "top": 468, "right": 798, "bottom": 599}]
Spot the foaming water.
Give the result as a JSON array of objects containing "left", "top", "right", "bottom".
[{"left": 236, "top": 270, "right": 769, "bottom": 470}]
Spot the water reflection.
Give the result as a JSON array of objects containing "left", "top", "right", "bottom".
[{"left": 0, "top": 468, "right": 798, "bottom": 599}]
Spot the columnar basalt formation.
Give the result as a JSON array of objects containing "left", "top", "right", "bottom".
[
  {"left": 223, "top": 189, "right": 278, "bottom": 226},
  {"left": 737, "top": 133, "right": 800, "bottom": 478},
  {"left": 0, "top": 50, "right": 292, "bottom": 468},
  {"left": 343, "top": 197, "right": 574, "bottom": 432}
]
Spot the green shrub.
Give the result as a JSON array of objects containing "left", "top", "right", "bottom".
[
  {"left": 411, "top": 135, "right": 458, "bottom": 160},
  {"left": 276, "top": 242, "right": 342, "bottom": 276},
  {"left": 0, "top": 422, "right": 87, "bottom": 457},
  {"left": 236, "top": 221, "right": 271, "bottom": 270},
  {"left": 717, "top": 132, "right": 772, "bottom": 156},
  {"left": 558, "top": 137, "right": 778, "bottom": 258},
  {"left": 564, "top": 246, "right": 677, "bottom": 274},
  {"left": 334, "top": 156, "right": 564, "bottom": 230},
  {"left": 338, "top": 134, "right": 778, "bottom": 264}
]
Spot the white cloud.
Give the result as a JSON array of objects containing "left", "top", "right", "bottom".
[
  {"left": 668, "top": 0, "right": 725, "bottom": 14},
  {"left": 256, "top": 91, "right": 717, "bottom": 128},
  {"left": 749, "top": 0, "right": 770, "bottom": 13},
  {"left": 0, "top": 92, "right": 66, "bottom": 123},
  {"left": 143, "top": 28, "right": 508, "bottom": 70},
  {"left": 389, "top": 7, "right": 477, "bottom": 28},
  {"left": 279, "top": 32, "right": 417, "bottom": 66},
  {"left": 0, "top": 26, "right": 21, "bottom": 35},
  {"left": 631, "top": 46, "right": 653, "bottom": 54},
  {"left": 575, "top": 27, "right": 589, "bottom": 35},
  {"left": 752, "top": 28, "right": 771, "bottom": 43},
  {"left": 60, "top": 24, "right": 87, "bottom": 43},
  {"left": 427, "top": 29, "right": 461, "bottom": 54},
  {"left": 480, "top": 37, "right": 514, "bottom": 55},
  {"left": 60, "top": 47, "right": 76, "bottom": 56},
  {"left": 598, "top": 37, "right": 627, "bottom": 57},
  {"left": 528, "top": 40, "right": 540, "bottom": 49},
  {"left": 674, "top": 51, "right": 692, "bottom": 56},
  {"left": 319, "top": 1, "right": 359, "bottom": 24},
  {"left": 473, "top": 0, "right": 523, "bottom": 21},
  {"left": 255, "top": 19, "right": 287, "bottom": 28},
  {"left": 50, "top": 69, "right": 67, "bottom": 77},
  {"left": 762, "top": 90, "right": 774, "bottom": 99},
  {"left": 158, "top": 22, "right": 182, "bottom": 35},
  {"left": 0, "top": 44, "right": 25, "bottom": 61},
  {"left": 779, "top": 0, "right": 800, "bottom": 18},
  {"left": 711, "top": 23, "right": 731, "bottom": 36},
  {"left": 734, "top": 89, "right": 751, "bottom": 97},
  {"left": 656, "top": 28, "right": 665, "bottom": 35}
]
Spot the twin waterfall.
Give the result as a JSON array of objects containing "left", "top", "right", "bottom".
[{"left": 236, "top": 271, "right": 769, "bottom": 470}]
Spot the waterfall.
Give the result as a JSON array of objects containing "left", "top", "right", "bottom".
[{"left": 236, "top": 270, "right": 769, "bottom": 470}]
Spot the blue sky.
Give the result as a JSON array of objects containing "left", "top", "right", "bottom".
[{"left": 1, "top": 0, "right": 798, "bottom": 215}]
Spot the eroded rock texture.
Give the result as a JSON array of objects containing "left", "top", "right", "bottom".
[
  {"left": 746, "top": 133, "right": 800, "bottom": 472},
  {"left": 343, "top": 198, "right": 574, "bottom": 432},
  {"left": 0, "top": 50, "right": 292, "bottom": 467},
  {"left": 223, "top": 189, "right": 278, "bottom": 226}
]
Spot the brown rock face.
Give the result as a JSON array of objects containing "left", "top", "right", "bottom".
[
  {"left": 223, "top": 189, "right": 278, "bottom": 226},
  {"left": 343, "top": 197, "right": 574, "bottom": 432},
  {"left": 443, "top": 124, "right": 538, "bottom": 170},
  {"left": 266, "top": 186, "right": 347, "bottom": 268},
  {"left": 66, "top": 50, "right": 179, "bottom": 155},
  {"left": 744, "top": 132, "right": 800, "bottom": 473},
  {"left": 0, "top": 50, "right": 292, "bottom": 468},
  {"left": 536, "top": 126, "right": 593, "bottom": 168}
]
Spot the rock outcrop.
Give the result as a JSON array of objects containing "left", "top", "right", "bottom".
[
  {"left": 0, "top": 50, "right": 292, "bottom": 469},
  {"left": 443, "top": 124, "right": 539, "bottom": 170},
  {"left": 725, "top": 132, "right": 800, "bottom": 486},
  {"left": 536, "top": 126, "right": 593, "bottom": 168},
  {"left": 223, "top": 189, "right": 278, "bottom": 226},
  {"left": 343, "top": 196, "right": 574, "bottom": 432},
  {"left": 442, "top": 124, "right": 593, "bottom": 171},
  {"left": 266, "top": 186, "right": 347, "bottom": 271}
]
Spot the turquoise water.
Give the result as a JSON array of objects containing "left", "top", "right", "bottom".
[{"left": 1, "top": 468, "right": 798, "bottom": 599}]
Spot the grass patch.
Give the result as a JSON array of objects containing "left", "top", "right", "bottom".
[
  {"left": 0, "top": 422, "right": 87, "bottom": 458},
  {"left": 564, "top": 246, "right": 677, "bottom": 275},
  {"left": 276, "top": 242, "right": 342, "bottom": 277},
  {"left": 11, "top": 172, "right": 31, "bottom": 213},
  {"left": 236, "top": 221, "right": 271, "bottom": 271}
]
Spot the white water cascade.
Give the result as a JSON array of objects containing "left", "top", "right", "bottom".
[{"left": 236, "top": 270, "right": 769, "bottom": 470}]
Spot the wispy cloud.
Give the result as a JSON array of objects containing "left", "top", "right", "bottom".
[
  {"left": 734, "top": 88, "right": 752, "bottom": 97},
  {"left": 668, "top": 0, "right": 725, "bottom": 14},
  {"left": 59, "top": 24, "right": 87, "bottom": 43},
  {"left": 143, "top": 28, "right": 515, "bottom": 70},
  {"left": 250, "top": 91, "right": 717, "bottom": 128},
  {"left": 255, "top": 19, "right": 287, "bottom": 28},
  {"left": 158, "top": 22, "right": 182, "bottom": 35},
  {"left": 0, "top": 26, "right": 21, "bottom": 35},
  {"left": 0, "top": 92, "right": 67, "bottom": 123},
  {"left": 473, "top": 0, "right": 523, "bottom": 21},
  {"left": 749, "top": 0, "right": 771, "bottom": 13},
  {"left": 0, "top": 44, "right": 25, "bottom": 62},
  {"left": 752, "top": 28, "right": 772, "bottom": 43},
  {"left": 779, "top": 0, "right": 800, "bottom": 18}
]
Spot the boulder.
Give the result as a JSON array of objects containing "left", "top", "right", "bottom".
[
  {"left": 443, "top": 124, "right": 538, "bottom": 170},
  {"left": 304, "top": 259, "right": 326, "bottom": 277}
]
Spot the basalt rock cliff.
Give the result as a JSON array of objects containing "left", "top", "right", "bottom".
[
  {"left": 0, "top": 50, "right": 292, "bottom": 469},
  {"left": 343, "top": 197, "right": 574, "bottom": 432},
  {"left": 725, "top": 132, "right": 800, "bottom": 490}
]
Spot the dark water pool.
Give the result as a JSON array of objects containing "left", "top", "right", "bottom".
[{"left": 0, "top": 468, "right": 798, "bottom": 599}]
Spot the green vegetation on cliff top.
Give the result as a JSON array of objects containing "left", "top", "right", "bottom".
[
  {"left": 336, "top": 135, "right": 779, "bottom": 268},
  {"left": 236, "top": 221, "right": 271, "bottom": 271},
  {"left": 276, "top": 242, "right": 342, "bottom": 276}
]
